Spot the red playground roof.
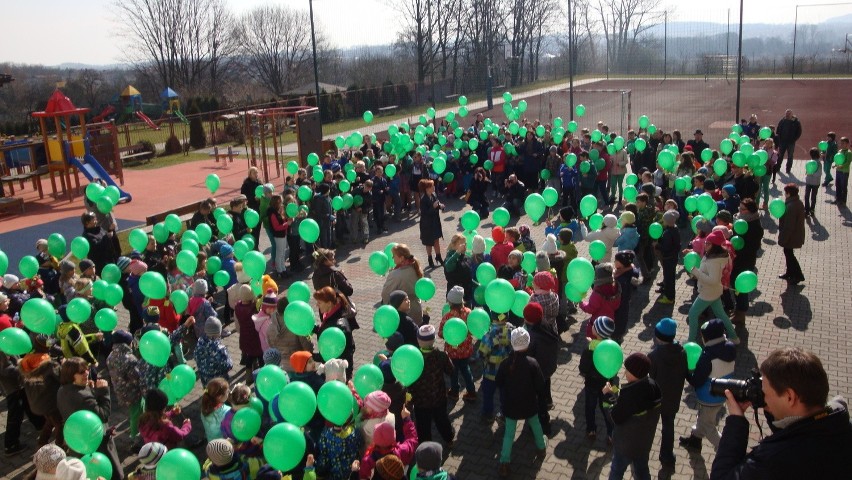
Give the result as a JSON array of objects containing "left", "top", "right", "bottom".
[{"left": 32, "top": 90, "right": 90, "bottom": 118}]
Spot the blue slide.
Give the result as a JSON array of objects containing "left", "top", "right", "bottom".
[{"left": 70, "top": 154, "right": 132, "bottom": 203}]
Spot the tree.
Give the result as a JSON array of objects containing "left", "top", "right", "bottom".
[
  {"left": 67, "top": 69, "right": 106, "bottom": 109},
  {"left": 235, "top": 5, "right": 317, "bottom": 96},
  {"left": 595, "top": 0, "right": 664, "bottom": 73},
  {"left": 114, "top": 0, "right": 237, "bottom": 96}
]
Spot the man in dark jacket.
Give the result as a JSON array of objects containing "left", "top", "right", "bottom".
[
  {"left": 81, "top": 211, "right": 117, "bottom": 274},
  {"left": 524, "top": 302, "right": 559, "bottom": 435},
  {"left": 712, "top": 347, "right": 852, "bottom": 478},
  {"left": 778, "top": 184, "right": 806, "bottom": 284},
  {"left": 647, "top": 318, "right": 688, "bottom": 467},
  {"left": 603, "top": 352, "right": 662, "bottom": 480},
  {"left": 776, "top": 109, "right": 802, "bottom": 174}
]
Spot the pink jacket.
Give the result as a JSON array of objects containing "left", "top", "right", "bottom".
[
  {"left": 580, "top": 283, "right": 622, "bottom": 337},
  {"left": 139, "top": 411, "right": 192, "bottom": 449},
  {"left": 359, "top": 418, "right": 418, "bottom": 479}
]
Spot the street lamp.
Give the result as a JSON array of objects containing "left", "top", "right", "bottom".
[{"left": 309, "top": 0, "right": 321, "bottom": 116}]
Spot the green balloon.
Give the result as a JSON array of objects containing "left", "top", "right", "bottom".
[
  {"left": 649, "top": 222, "right": 663, "bottom": 240},
  {"left": 282, "top": 281, "right": 307, "bottom": 304},
  {"left": 231, "top": 240, "right": 248, "bottom": 261},
  {"left": 66, "top": 297, "right": 92, "bottom": 323},
  {"left": 216, "top": 214, "right": 233, "bottom": 235},
  {"left": 139, "top": 330, "right": 171, "bottom": 367},
  {"left": 442, "top": 317, "right": 468, "bottom": 346},
  {"left": 735, "top": 270, "right": 758, "bottom": 293},
  {"left": 369, "top": 251, "right": 390, "bottom": 276},
  {"left": 391, "top": 344, "right": 425, "bottom": 387},
  {"left": 575, "top": 104, "right": 586, "bottom": 117},
  {"left": 242, "top": 208, "right": 260, "bottom": 229},
  {"left": 730, "top": 235, "right": 745, "bottom": 251},
  {"left": 128, "top": 229, "right": 148, "bottom": 252},
  {"left": 319, "top": 326, "right": 347, "bottom": 361},
  {"left": 592, "top": 339, "right": 623, "bottom": 378},
  {"left": 621, "top": 185, "right": 637, "bottom": 203},
  {"left": 307, "top": 152, "right": 320, "bottom": 166},
  {"left": 415, "top": 278, "right": 436, "bottom": 301},
  {"left": 298, "top": 185, "right": 313, "bottom": 202},
  {"left": 64, "top": 410, "right": 104, "bottom": 454},
  {"left": 151, "top": 223, "right": 168, "bottom": 244},
  {"left": 82, "top": 452, "right": 113, "bottom": 480},
  {"left": 162, "top": 213, "right": 181, "bottom": 234},
  {"left": 589, "top": 240, "right": 607, "bottom": 261},
  {"left": 168, "top": 290, "right": 188, "bottom": 315},
  {"left": 299, "top": 219, "right": 320, "bottom": 243},
  {"left": 542, "top": 187, "right": 559, "bottom": 207},
  {"left": 318, "top": 380, "right": 355, "bottom": 425},
  {"left": 0, "top": 327, "right": 32, "bottom": 355},
  {"left": 476, "top": 263, "right": 497, "bottom": 285},
  {"left": 353, "top": 364, "right": 384, "bottom": 399},
  {"left": 95, "top": 195, "right": 113, "bottom": 214},
  {"left": 47, "top": 233, "right": 66, "bottom": 258},
  {"left": 374, "top": 305, "right": 401, "bottom": 338},
  {"left": 85, "top": 182, "right": 104, "bottom": 202},
  {"left": 733, "top": 219, "right": 748, "bottom": 235},
  {"left": 21, "top": 298, "right": 56, "bottom": 335},
  {"left": 18, "top": 255, "right": 39, "bottom": 279},
  {"left": 461, "top": 210, "right": 481, "bottom": 231},
  {"left": 242, "top": 251, "right": 265, "bottom": 280},
  {"left": 212, "top": 270, "right": 228, "bottom": 288},
  {"left": 139, "top": 271, "right": 167, "bottom": 299},
  {"left": 493, "top": 207, "right": 510, "bottom": 227},
  {"left": 156, "top": 449, "right": 200, "bottom": 480},
  {"left": 485, "top": 279, "right": 515, "bottom": 313},
  {"left": 205, "top": 173, "right": 220, "bottom": 194},
  {"left": 589, "top": 213, "right": 604, "bottom": 231},
  {"left": 264, "top": 423, "right": 306, "bottom": 472},
  {"left": 511, "top": 290, "right": 530, "bottom": 317},
  {"left": 386, "top": 164, "right": 397, "bottom": 178},
  {"left": 567, "top": 258, "right": 595, "bottom": 291},
  {"left": 683, "top": 251, "right": 701, "bottom": 272},
  {"left": 521, "top": 251, "right": 536, "bottom": 274},
  {"left": 0, "top": 250, "right": 7, "bottom": 276},
  {"left": 580, "top": 194, "right": 598, "bottom": 218},
  {"left": 256, "top": 365, "right": 289, "bottom": 401},
  {"left": 634, "top": 138, "right": 647, "bottom": 152},
  {"left": 524, "top": 193, "right": 546, "bottom": 222},
  {"left": 91, "top": 279, "right": 107, "bottom": 300},
  {"left": 805, "top": 160, "right": 819, "bottom": 175},
  {"left": 759, "top": 126, "right": 772, "bottom": 140},
  {"left": 713, "top": 159, "right": 728, "bottom": 176},
  {"left": 277, "top": 382, "right": 317, "bottom": 427},
  {"left": 93, "top": 308, "right": 117, "bottom": 332},
  {"left": 769, "top": 198, "right": 786, "bottom": 218},
  {"left": 691, "top": 215, "right": 706, "bottom": 235},
  {"left": 284, "top": 301, "right": 315, "bottom": 336},
  {"left": 206, "top": 255, "right": 222, "bottom": 275},
  {"left": 684, "top": 342, "right": 702, "bottom": 370},
  {"left": 467, "top": 308, "right": 490, "bottom": 339},
  {"left": 835, "top": 152, "right": 846, "bottom": 166},
  {"left": 363, "top": 110, "right": 374, "bottom": 123},
  {"left": 168, "top": 364, "right": 196, "bottom": 400},
  {"left": 104, "top": 284, "right": 123, "bottom": 307}
]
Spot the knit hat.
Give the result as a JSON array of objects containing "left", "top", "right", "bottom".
[
  {"left": 33, "top": 444, "right": 66, "bottom": 474},
  {"left": 59, "top": 260, "right": 76, "bottom": 274},
  {"left": 289, "top": 351, "right": 313, "bottom": 373},
  {"left": 137, "top": 442, "right": 167, "bottom": 468},
  {"left": 79, "top": 259, "right": 95, "bottom": 272},
  {"left": 696, "top": 218, "right": 713, "bottom": 234},
  {"left": 603, "top": 214, "right": 618, "bottom": 228},
  {"left": 255, "top": 465, "right": 283, "bottom": 480},
  {"left": 417, "top": 324, "right": 436, "bottom": 342},
  {"left": 593, "top": 263, "right": 614, "bottom": 286},
  {"left": 36, "top": 238, "right": 48, "bottom": 248},
  {"left": 55, "top": 458, "right": 86, "bottom": 480},
  {"left": 701, "top": 318, "right": 726, "bottom": 342},
  {"left": 192, "top": 279, "right": 208, "bottom": 296},
  {"left": 204, "top": 316, "right": 222, "bottom": 337},
  {"left": 510, "top": 327, "right": 530, "bottom": 351},
  {"left": 373, "top": 421, "right": 396, "bottom": 447},
  {"left": 472, "top": 235, "right": 486, "bottom": 255},
  {"left": 416, "top": 441, "right": 443, "bottom": 471},
  {"left": 263, "top": 183, "right": 274, "bottom": 194},
  {"left": 388, "top": 290, "right": 408, "bottom": 309},
  {"left": 655, "top": 318, "right": 677, "bottom": 343},
  {"left": 113, "top": 329, "right": 133, "bottom": 345},
  {"left": 145, "top": 389, "right": 169, "bottom": 412},
  {"left": 323, "top": 358, "right": 348, "bottom": 382},
  {"left": 116, "top": 256, "right": 131, "bottom": 272},
  {"left": 262, "top": 289, "right": 278, "bottom": 308},
  {"left": 364, "top": 391, "right": 392, "bottom": 414},
  {"left": 716, "top": 209, "right": 733, "bottom": 225},
  {"left": 376, "top": 454, "right": 405, "bottom": 480},
  {"left": 263, "top": 348, "right": 282, "bottom": 367},
  {"left": 0, "top": 292, "right": 8, "bottom": 304},
  {"left": 533, "top": 271, "right": 556, "bottom": 291},
  {"left": 593, "top": 316, "right": 615, "bottom": 339},
  {"left": 614, "top": 250, "right": 635, "bottom": 266},
  {"left": 542, "top": 234, "right": 558, "bottom": 254},
  {"left": 379, "top": 360, "right": 395, "bottom": 383},
  {"left": 129, "top": 250, "right": 143, "bottom": 260},
  {"left": 619, "top": 211, "right": 635, "bottom": 225},
  {"left": 262, "top": 275, "right": 278, "bottom": 296},
  {"left": 641, "top": 183, "right": 656, "bottom": 196},
  {"left": 129, "top": 259, "right": 148, "bottom": 276},
  {"left": 704, "top": 179, "right": 716, "bottom": 190},
  {"left": 705, "top": 229, "right": 727, "bottom": 247},
  {"left": 3, "top": 274, "right": 18, "bottom": 289},
  {"left": 206, "top": 439, "right": 234, "bottom": 467},
  {"left": 385, "top": 332, "right": 405, "bottom": 352},
  {"left": 492, "top": 226, "right": 505, "bottom": 243},
  {"left": 662, "top": 210, "right": 680, "bottom": 225},
  {"left": 624, "top": 352, "right": 652, "bottom": 378},
  {"left": 534, "top": 252, "right": 550, "bottom": 273},
  {"left": 722, "top": 184, "right": 737, "bottom": 196},
  {"left": 219, "top": 244, "right": 234, "bottom": 258},
  {"left": 239, "top": 284, "right": 255, "bottom": 303},
  {"left": 446, "top": 286, "right": 464, "bottom": 305},
  {"left": 523, "top": 302, "right": 543, "bottom": 325}
]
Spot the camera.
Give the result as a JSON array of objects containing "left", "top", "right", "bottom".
[{"left": 710, "top": 369, "right": 765, "bottom": 408}]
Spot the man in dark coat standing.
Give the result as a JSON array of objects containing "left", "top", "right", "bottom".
[
  {"left": 81, "top": 211, "right": 118, "bottom": 274},
  {"left": 776, "top": 109, "right": 802, "bottom": 174},
  {"left": 778, "top": 183, "right": 806, "bottom": 284},
  {"left": 648, "top": 318, "right": 688, "bottom": 468}
]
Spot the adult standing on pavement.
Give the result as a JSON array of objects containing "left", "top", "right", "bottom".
[
  {"left": 832, "top": 136, "right": 851, "bottom": 206},
  {"left": 382, "top": 244, "right": 425, "bottom": 325},
  {"left": 314, "top": 286, "right": 356, "bottom": 379},
  {"left": 730, "top": 199, "right": 764, "bottom": 325},
  {"left": 778, "top": 183, "right": 806, "bottom": 285},
  {"left": 687, "top": 130, "right": 710, "bottom": 162},
  {"left": 81, "top": 211, "right": 118, "bottom": 274},
  {"left": 241, "top": 167, "right": 263, "bottom": 248},
  {"left": 776, "top": 109, "right": 802, "bottom": 174},
  {"left": 311, "top": 248, "right": 354, "bottom": 298},
  {"left": 418, "top": 179, "right": 445, "bottom": 268}
]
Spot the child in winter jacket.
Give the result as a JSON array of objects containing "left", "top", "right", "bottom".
[
  {"left": 252, "top": 289, "right": 278, "bottom": 353},
  {"left": 530, "top": 272, "right": 559, "bottom": 335},
  {"left": 523, "top": 302, "right": 559, "bottom": 435},
  {"left": 478, "top": 312, "right": 514, "bottom": 421},
  {"left": 408, "top": 325, "right": 454, "bottom": 444},
  {"left": 679, "top": 319, "right": 735, "bottom": 452},
  {"left": 489, "top": 227, "right": 515, "bottom": 270},
  {"left": 578, "top": 316, "right": 617, "bottom": 442},
  {"left": 235, "top": 285, "right": 263, "bottom": 380},
  {"left": 200, "top": 377, "right": 231, "bottom": 441},
  {"left": 580, "top": 263, "right": 622, "bottom": 338},
  {"left": 195, "top": 317, "right": 234, "bottom": 386},
  {"left": 413, "top": 442, "right": 457, "bottom": 480},
  {"left": 220, "top": 383, "right": 265, "bottom": 477},
  {"left": 614, "top": 211, "right": 640, "bottom": 252},
  {"left": 360, "top": 391, "right": 396, "bottom": 448},
  {"left": 359, "top": 413, "right": 418, "bottom": 479},
  {"left": 612, "top": 251, "right": 642, "bottom": 343},
  {"left": 603, "top": 352, "right": 662, "bottom": 479},
  {"left": 438, "top": 287, "right": 476, "bottom": 401},
  {"left": 203, "top": 438, "right": 248, "bottom": 480},
  {"left": 648, "top": 318, "right": 688, "bottom": 467},
  {"left": 655, "top": 210, "right": 681, "bottom": 304},
  {"left": 585, "top": 214, "right": 621, "bottom": 263},
  {"left": 128, "top": 442, "right": 167, "bottom": 480},
  {"left": 106, "top": 330, "right": 144, "bottom": 443},
  {"left": 139, "top": 388, "right": 192, "bottom": 449}
]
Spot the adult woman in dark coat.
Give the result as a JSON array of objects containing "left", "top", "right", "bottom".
[
  {"left": 419, "top": 179, "right": 445, "bottom": 268},
  {"left": 313, "top": 286, "right": 355, "bottom": 378},
  {"left": 730, "top": 198, "right": 764, "bottom": 324},
  {"left": 311, "top": 248, "right": 354, "bottom": 297},
  {"left": 778, "top": 183, "right": 806, "bottom": 284},
  {"left": 241, "top": 167, "right": 263, "bottom": 247}
]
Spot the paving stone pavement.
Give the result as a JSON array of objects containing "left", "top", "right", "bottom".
[{"left": 2, "top": 160, "right": 850, "bottom": 479}]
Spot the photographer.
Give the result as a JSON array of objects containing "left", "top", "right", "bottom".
[
  {"left": 503, "top": 174, "right": 526, "bottom": 216},
  {"left": 711, "top": 347, "right": 852, "bottom": 478}
]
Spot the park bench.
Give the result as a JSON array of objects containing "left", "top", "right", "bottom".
[
  {"left": 378, "top": 105, "right": 399, "bottom": 116},
  {"left": 0, "top": 196, "right": 24, "bottom": 215},
  {"left": 119, "top": 144, "right": 153, "bottom": 165}
]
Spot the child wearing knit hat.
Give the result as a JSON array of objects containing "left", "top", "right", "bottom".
[
  {"left": 375, "top": 454, "right": 406, "bottom": 480},
  {"left": 530, "top": 271, "right": 559, "bottom": 335},
  {"left": 235, "top": 283, "right": 263, "bottom": 381},
  {"left": 358, "top": 408, "right": 418, "bottom": 480},
  {"left": 614, "top": 211, "right": 640, "bottom": 252},
  {"left": 647, "top": 318, "right": 688, "bottom": 466},
  {"left": 32, "top": 444, "right": 66, "bottom": 480},
  {"left": 602, "top": 352, "right": 662, "bottom": 479},
  {"left": 523, "top": 302, "right": 558, "bottom": 435},
  {"left": 414, "top": 442, "right": 458, "bottom": 479},
  {"left": 439, "top": 286, "right": 476, "bottom": 402},
  {"left": 408, "top": 324, "right": 455, "bottom": 446},
  {"left": 252, "top": 289, "right": 279, "bottom": 354},
  {"left": 127, "top": 442, "right": 166, "bottom": 480},
  {"left": 203, "top": 438, "right": 248, "bottom": 480},
  {"left": 388, "top": 290, "right": 420, "bottom": 347},
  {"left": 194, "top": 316, "right": 234, "bottom": 387},
  {"left": 360, "top": 391, "right": 396, "bottom": 446},
  {"left": 578, "top": 316, "right": 617, "bottom": 443},
  {"left": 580, "top": 263, "right": 622, "bottom": 338}
]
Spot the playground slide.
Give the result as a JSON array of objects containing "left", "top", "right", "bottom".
[
  {"left": 174, "top": 109, "right": 189, "bottom": 124},
  {"left": 135, "top": 111, "right": 160, "bottom": 130},
  {"left": 92, "top": 105, "right": 115, "bottom": 123},
  {"left": 70, "top": 154, "right": 132, "bottom": 203}
]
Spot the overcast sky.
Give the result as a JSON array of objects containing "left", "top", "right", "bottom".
[{"left": 0, "top": 0, "right": 842, "bottom": 66}]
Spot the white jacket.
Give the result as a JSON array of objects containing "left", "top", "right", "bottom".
[
  {"left": 585, "top": 226, "right": 621, "bottom": 263},
  {"left": 692, "top": 255, "right": 728, "bottom": 301}
]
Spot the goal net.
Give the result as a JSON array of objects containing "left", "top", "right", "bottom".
[{"left": 545, "top": 89, "right": 632, "bottom": 136}]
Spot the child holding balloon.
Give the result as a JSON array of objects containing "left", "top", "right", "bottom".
[{"left": 139, "top": 388, "right": 192, "bottom": 449}]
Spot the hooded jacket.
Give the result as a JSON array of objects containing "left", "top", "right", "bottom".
[
  {"left": 495, "top": 351, "right": 547, "bottom": 420},
  {"left": 648, "top": 342, "right": 688, "bottom": 417},
  {"left": 526, "top": 323, "right": 559, "bottom": 378},
  {"left": 19, "top": 353, "right": 61, "bottom": 417},
  {"left": 687, "top": 336, "right": 736, "bottom": 405},
  {"left": 580, "top": 283, "right": 622, "bottom": 335}
]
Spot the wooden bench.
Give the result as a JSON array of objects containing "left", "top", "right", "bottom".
[
  {"left": 211, "top": 146, "right": 242, "bottom": 168},
  {"left": 119, "top": 144, "right": 153, "bottom": 165},
  {"left": 146, "top": 202, "right": 202, "bottom": 226},
  {"left": 378, "top": 105, "right": 399, "bottom": 116},
  {"left": 0, "top": 196, "right": 24, "bottom": 215}
]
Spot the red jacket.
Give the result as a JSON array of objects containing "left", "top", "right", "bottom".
[
  {"left": 140, "top": 411, "right": 192, "bottom": 449},
  {"left": 490, "top": 242, "right": 515, "bottom": 269},
  {"left": 580, "top": 283, "right": 622, "bottom": 337}
]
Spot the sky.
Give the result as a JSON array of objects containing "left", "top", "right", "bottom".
[{"left": 0, "top": 0, "right": 843, "bottom": 66}]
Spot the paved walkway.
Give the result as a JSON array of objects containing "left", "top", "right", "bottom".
[{"left": 2, "top": 157, "right": 850, "bottom": 479}]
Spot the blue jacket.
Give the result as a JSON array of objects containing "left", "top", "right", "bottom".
[
  {"left": 688, "top": 337, "right": 736, "bottom": 405},
  {"left": 614, "top": 226, "right": 640, "bottom": 252}
]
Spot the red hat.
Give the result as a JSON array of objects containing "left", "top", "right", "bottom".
[
  {"left": 373, "top": 422, "right": 396, "bottom": 447},
  {"left": 533, "top": 272, "right": 556, "bottom": 292},
  {"left": 684, "top": 145, "right": 693, "bottom": 151},
  {"left": 705, "top": 229, "right": 727, "bottom": 247},
  {"left": 523, "top": 302, "right": 544, "bottom": 325},
  {"left": 289, "top": 351, "right": 312, "bottom": 373},
  {"left": 492, "top": 226, "right": 505, "bottom": 243}
]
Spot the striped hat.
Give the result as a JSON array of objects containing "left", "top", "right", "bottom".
[
  {"left": 593, "top": 316, "right": 615, "bottom": 339},
  {"left": 364, "top": 391, "right": 392, "bottom": 414},
  {"left": 206, "top": 439, "right": 234, "bottom": 466},
  {"left": 138, "top": 442, "right": 167, "bottom": 468}
]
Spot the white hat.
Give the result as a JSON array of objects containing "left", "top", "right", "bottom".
[
  {"left": 55, "top": 459, "right": 86, "bottom": 480},
  {"left": 542, "top": 234, "right": 558, "bottom": 254},
  {"left": 510, "top": 328, "right": 530, "bottom": 351}
]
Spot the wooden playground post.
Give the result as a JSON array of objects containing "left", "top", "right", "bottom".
[
  {"left": 271, "top": 111, "right": 281, "bottom": 178},
  {"left": 245, "top": 113, "right": 257, "bottom": 169},
  {"left": 259, "top": 115, "right": 270, "bottom": 182}
]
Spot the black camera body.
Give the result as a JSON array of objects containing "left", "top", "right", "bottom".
[{"left": 710, "top": 370, "right": 765, "bottom": 408}]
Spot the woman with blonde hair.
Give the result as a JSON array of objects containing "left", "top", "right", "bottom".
[
  {"left": 418, "top": 179, "right": 445, "bottom": 268},
  {"left": 382, "top": 244, "right": 425, "bottom": 324}
]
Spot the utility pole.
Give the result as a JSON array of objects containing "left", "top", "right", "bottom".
[
  {"left": 309, "top": 0, "right": 321, "bottom": 116},
  {"left": 568, "top": 0, "right": 574, "bottom": 120},
  {"left": 735, "top": 0, "right": 744, "bottom": 123}
]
